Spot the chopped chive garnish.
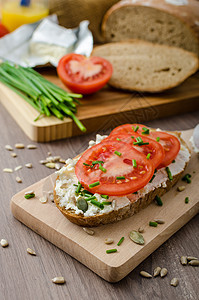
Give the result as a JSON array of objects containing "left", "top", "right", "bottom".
[
  {"left": 24, "top": 193, "right": 35, "bottom": 199},
  {"left": 133, "top": 191, "right": 138, "bottom": 194},
  {"left": 134, "top": 125, "right": 139, "bottom": 132},
  {"left": 99, "top": 165, "right": 107, "bottom": 173},
  {"left": 89, "top": 181, "right": 100, "bottom": 188},
  {"left": 185, "top": 197, "right": 189, "bottom": 204},
  {"left": 75, "top": 182, "right": 82, "bottom": 194},
  {"left": 166, "top": 167, "right": 173, "bottom": 181},
  {"left": 92, "top": 160, "right": 104, "bottom": 165},
  {"left": 132, "top": 159, "right": 137, "bottom": 168},
  {"left": 114, "top": 151, "right": 122, "bottom": 156},
  {"left": 149, "top": 221, "right": 158, "bottom": 227},
  {"left": 149, "top": 174, "right": 155, "bottom": 183},
  {"left": 117, "top": 237, "right": 124, "bottom": 246},
  {"left": 182, "top": 173, "right": 191, "bottom": 183},
  {"left": 90, "top": 199, "right": 104, "bottom": 209},
  {"left": 83, "top": 162, "right": 91, "bottom": 167},
  {"left": 73, "top": 184, "right": 78, "bottom": 187},
  {"left": 146, "top": 153, "right": 151, "bottom": 159},
  {"left": 106, "top": 249, "right": 117, "bottom": 254},
  {"left": 172, "top": 160, "right": 175, "bottom": 163},
  {"left": 84, "top": 193, "right": 94, "bottom": 197},
  {"left": 85, "top": 195, "right": 96, "bottom": 201},
  {"left": 133, "top": 137, "right": 149, "bottom": 146},
  {"left": 82, "top": 189, "right": 93, "bottom": 195},
  {"left": 142, "top": 127, "right": 150, "bottom": 134},
  {"left": 131, "top": 136, "right": 134, "bottom": 139},
  {"left": 116, "top": 138, "right": 121, "bottom": 141},
  {"left": 156, "top": 137, "right": 160, "bottom": 142},
  {"left": 116, "top": 176, "right": 125, "bottom": 180},
  {"left": 101, "top": 195, "right": 109, "bottom": 199},
  {"left": 102, "top": 201, "right": 112, "bottom": 205},
  {"left": 155, "top": 195, "right": 163, "bottom": 206}
]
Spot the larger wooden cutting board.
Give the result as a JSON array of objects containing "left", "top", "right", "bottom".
[
  {"left": 1, "top": 69, "right": 199, "bottom": 142},
  {"left": 10, "top": 129, "right": 199, "bottom": 282}
]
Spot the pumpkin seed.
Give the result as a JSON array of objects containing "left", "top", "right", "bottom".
[
  {"left": 170, "top": 278, "right": 179, "bottom": 287},
  {"left": 27, "top": 248, "right": 36, "bottom": 255},
  {"left": 105, "top": 238, "right": 114, "bottom": 245},
  {"left": 187, "top": 256, "right": 198, "bottom": 261},
  {"left": 188, "top": 260, "right": 199, "bottom": 266},
  {"left": 153, "top": 266, "right": 161, "bottom": 277},
  {"left": 11, "top": 152, "right": 17, "bottom": 158},
  {"left": 160, "top": 268, "right": 168, "bottom": 277},
  {"left": 27, "top": 144, "right": 37, "bottom": 149},
  {"left": 0, "top": 239, "right": 9, "bottom": 247},
  {"left": 39, "top": 195, "right": 48, "bottom": 204},
  {"left": 15, "top": 143, "right": 25, "bottom": 149},
  {"left": 16, "top": 176, "right": 22, "bottom": 183},
  {"left": 177, "top": 186, "right": 185, "bottom": 192},
  {"left": 59, "top": 158, "right": 66, "bottom": 164},
  {"left": 15, "top": 165, "right": 22, "bottom": 171},
  {"left": 5, "top": 145, "right": 13, "bottom": 151},
  {"left": 180, "top": 256, "right": 187, "bottom": 265},
  {"left": 77, "top": 198, "right": 88, "bottom": 212},
  {"left": 129, "top": 230, "right": 145, "bottom": 245},
  {"left": 138, "top": 227, "right": 144, "bottom": 233},
  {"left": 52, "top": 277, "right": 65, "bottom": 284},
  {"left": 25, "top": 163, "right": 32, "bottom": 168},
  {"left": 55, "top": 163, "right": 61, "bottom": 170},
  {"left": 83, "top": 227, "right": 94, "bottom": 235},
  {"left": 3, "top": 168, "right": 13, "bottom": 173},
  {"left": 46, "top": 156, "right": 54, "bottom": 162},
  {"left": 40, "top": 160, "right": 48, "bottom": 164},
  {"left": 140, "top": 271, "right": 152, "bottom": 278},
  {"left": 154, "top": 219, "right": 165, "bottom": 224},
  {"left": 25, "top": 190, "right": 34, "bottom": 195},
  {"left": 45, "top": 162, "right": 55, "bottom": 169}
]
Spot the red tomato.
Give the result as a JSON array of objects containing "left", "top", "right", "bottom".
[
  {"left": 0, "top": 23, "right": 9, "bottom": 38},
  {"left": 75, "top": 140, "right": 154, "bottom": 196},
  {"left": 57, "top": 54, "right": 113, "bottom": 94},
  {"left": 108, "top": 125, "right": 165, "bottom": 169}
]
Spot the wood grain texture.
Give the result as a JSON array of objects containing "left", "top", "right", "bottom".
[
  {"left": 0, "top": 101, "right": 198, "bottom": 299},
  {"left": 0, "top": 69, "right": 199, "bottom": 142}
]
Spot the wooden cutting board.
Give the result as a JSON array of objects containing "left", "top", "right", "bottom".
[
  {"left": 1, "top": 69, "right": 199, "bottom": 142},
  {"left": 10, "top": 129, "right": 199, "bottom": 282}
]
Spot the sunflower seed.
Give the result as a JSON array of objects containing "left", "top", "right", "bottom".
[
  {"left": 0, "top": 239, "right": 9, "bottom": 247},
  {"left": 27, "top": 248, "right": 36, "bottom": 255},
  {"left": 53, "top": 156, "right": 61, "bottom": 162},
  {"left": 187, "top": 256, "right": 198, "bottom": 261},
  {"left": 188, "top": 260, "right": 199, "bottom": 266},
  {"left": 177, "top": 186, "right": 185, "bottom": 192},
  {"left": 27, "top": 144, "right": 37, "bottom": 149},
  {"left": 154, "top": 219, "right": 165, "bottom": 224},
  {"left": 45, "top": 163, "right": 55, "bottom": 169},
  {"left": 180, "top": 256, "right": 187, "bottom": 265},
  {"left": 105, "top": 238, "right": 114, "bottom": 244},
  {"left": 83, "top": 227, "right": 94, "bottom": 235},
  {"left": 140, "top": 271, "right": 152, "bottom": 278},
  {"left": 16, "top": 176, "right": 22, "bottom": 183},
  {"left": 39, "top": 195, "right": 48, "bottom": 204},
  {"left": 15, "top": 165, "right": 22, "bottom": 171},
  {"left": 47, "top": 152, "right": 52, "bottom": 156},
  {"left": 129, "top": 230, "right": 145, "bottom": 245},
  {"left": 3, "top": 168, "right": 13, "bottom": 173},
  {"left": 55, "top": 163, "right": 61, "bottom": 170},
  {"left": 160, "top": 268, "right": 168, "bottom": 277},
  {"left": 11, "top": 152, "right": 17, "bottom": 158},
  {"left": 46, "top": 156, "right": 54, "bottom": 162},
  {"left": 138, "top": 227, "right": 144, "bottom": 233},
  {"left": 153, "top": 266, "right": 161, "bottom": 277},
  {"left": 25, "top": 163, "right": 32, "bottom": 168},
  {"left": 5, "top": 145, "right": 13, "bottom": 151},
  {"left": 170, "top": 278, "right": 179, "bottom": 287},
  {"left": 25, "top": 190, "right": 34, "bottom": 195},
  {"left": 40, "top": 160, "right": 48, "bottom": 164},
  {"left": 52, "top": 277, "right": 65, "bottom": 284},
  {"left": 48, "top": 191, "right": 54, "bottom": 202},
  {"left": 59, "top": 158, "right": 66, "bottom": 164},
  {"left": 15, "top": 143, "right": 25, "bottom": 149}
]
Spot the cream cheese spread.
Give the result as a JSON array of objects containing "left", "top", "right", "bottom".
[{"left": 55, "top": 133, "right": 190, "bottom": 217}]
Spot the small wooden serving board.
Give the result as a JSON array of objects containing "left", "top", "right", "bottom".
[
  {"left": 1, "top": 69, "right": 199, "bottom": 142},
  {"left": 10, "top": 129, "right": 199, "bottom": 282}
]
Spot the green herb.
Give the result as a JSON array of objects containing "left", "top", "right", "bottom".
[
  {"left": 149, "top": 221, "right": 158, "bottom": 227},
  {"left": 101, "top": 201, "right": 112, "bottom": 205},
  {"left": 106, "top": 249, "right": 117, "bottom": 254},
  {"left": 24, "top": 193, "right": 35, "bottom": 199},
  {"left": 89, "top": 181, "right": 100, "bottom": 188},
  {"left": 101, "top": 195, "right": 109, "bottom": 199},
  {"left": 82, "top": 190, "right": 93, "bottom": 196},
  {"left": 185, "top": 197, "right": 189, "bottom": 204},
  {"left": 116, "top": 138, "right": 121, "bottom": 141},
  {"left": 117, "top": 237, "right": 124, "bottom": 246},
  {"left": 132, "top": 159, "right": 137, "bottom": 168},
  {"left": 133, "top": 137, "right": 149, "bottom": 146},
  {"left": 156, "top": 137, "right": 160, "bottom": 142},
  {"left": 172, "top": 160, "right": 175, "bottom": 163},
  {"left": 133, "top": 191, "right": 138, "bottom": 194},
  {"left": 142, "top": 127, "right": 150, "bottom": 135},
  {"left": 92, "top": 160, "right": 104, "bottom": 165},
  {"left": 75, "top": 182, "right": 82, "bottom": 194},
  {"left": 99, "top": 165, "right": 107, "bottom": 172},
  {"left": 90, "top": 199, "right": 104, "bottom": 209},
  {"left": 134, "top": 125, "right": 139, "bottom": 132},
  {"left": 155, "top": 195, "right": 163, "bottom": 206},
  {"left": 146, "top": 153, "right": 151, "bottom": 159},
  {"left": 149, "top": 174, "right": 155, "bottom": 183},
  {"left": 131, "top": 136, "right": 134, "bottom": 139},
  {"left": 0, "top": 62, "right": 86, "bottom": 132},
  {"left": 166, "top": 167, "right": 173, "bottom": 181},
  {"left": 85, "top": 195, "right": 96, "bottom": 201},
  {"left": 116, "top": 176, "right": 125, "bottom": 180},
  {"left": 73, "top": 184, "right": 78, "bottom": 187},
  {"left": 83, "top": 163, "right": 91, "bottom": 167},
  {"left": 182, "top": 173, "right": 191, "bottom": 184},
  {"left": 114, "top": 151, "right": 122, "bottom": 156}
]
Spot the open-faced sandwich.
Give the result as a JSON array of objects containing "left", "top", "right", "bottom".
[{"left": 54, "top": 124, "right": 191, "bottom": 226}]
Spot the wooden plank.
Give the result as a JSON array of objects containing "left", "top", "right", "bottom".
[
  {"left": 10, "top": 129, "right": 199, "bottom": 282},
  {"left": 0, "top": 69, "right": 199, "bottom": 142}
]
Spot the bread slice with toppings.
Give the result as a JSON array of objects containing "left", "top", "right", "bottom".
[{"left": 54, "top": 131, "right": 191, "bottom": 227}]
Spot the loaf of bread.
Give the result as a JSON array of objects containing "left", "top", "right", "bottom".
[
  {"left": 102, "top": 0, "right": 199, "bottom": 55},
  {"left": 92, "top": 40, "right": 199, "bottom": 92}
]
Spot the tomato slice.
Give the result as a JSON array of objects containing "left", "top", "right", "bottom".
[
  {"left": 75, "top": 140, "right": 154, "bottom": 196},
  {"left": 108, "top": 125, "right": 165, "bottom": 169},
  {"left": 0, "top": 23, "right": 9, "bottom": 38},
  {"left": 57, "top": 54, "right": 113, "bottom": 94}
]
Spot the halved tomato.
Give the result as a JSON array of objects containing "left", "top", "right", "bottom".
[
  {"left": 75, "top": 140, "right": 154, "bottom": 196},
  {"left": 57, "top": 54, "right": 113, "bottom": 94},
  {"left": 0, "top": 23, "right": 9, "bottom": 38}
]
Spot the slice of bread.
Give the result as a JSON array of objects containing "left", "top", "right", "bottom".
[
  {"left": 54, "top": 131, "right": 191, "bottom": 227},
  {"left": 92, "top": 41, "right": 199, "bottom": 92},
  {"left": 102, "top": 0, "right": 199, "bottom": 55}
]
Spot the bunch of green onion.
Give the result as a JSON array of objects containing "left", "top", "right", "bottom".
[{"left": 0, "top": 62, "right": 86, "bottom": 132}]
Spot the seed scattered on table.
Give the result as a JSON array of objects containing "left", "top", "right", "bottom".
[
  {"left": 27, "top": 248, "right": 36, "bottom": 255},
  {"left": 15, "top": 143, "right": 25, "bottom": 149},
  {"left": 129, "top": 230, "right": 145, "bottom": 245},
  {"left": 27, "top": 144, "right": 37, "bottom": 149},
  {"left": 48, "top": 191, "right": 54, "bottom": 202},
  {"left": 59, "top": 158, "right": 66, "bottom": 164},
  {"left": 83, "top": 227, "right": 94, "bottom": 235},
  {"left": 177, "top": 186, "right": 185, "bottom": 192},
  {"left": 138, "top": 227, "right": 144, "bottom": 233},
  {"left": 154, "top": 219, "right": 165, "bottom": 224},
  {"left": 15, "top": 165, "right": 22, "bottom": 171},
  {"left": 52, "top": 277, "right": 65, "bottom": 284},
  {"left": 153, "top": 266, "right": 161, "bottom": 277},
  {"left": 47, "top": 152, "right": 51, "bottom": 156},
  {"left": 187, "top": 256, "right": 198, "bottom": 261},
  {"left": 11, "top": 152, "right": 17, "bottom": 158},
  {"left": 188, "top": 260, "right": 199, "bottom": 266},
  {"left": 39, "top": 195, "right": 48, "bottom": 204},
  {"left": 0, "top": 239, "right": 9, "bottom": 247},
  {"left": 160, "top": 268, "right": 168, "bottom": 277},
  {"left": 5, "top": 145, "right": 13, "bottom": 151},
  {"left": 55, "top": 163, "right": 61, "bottom": 170},
  {"left": 105, "top": 238, "right": 114, "bottom": 244},
  {"left": 140, "top": 271, "right": 152, "bottom": 278},
  {"left": 40, "top": 160, "right": 48, "bottom": 165},
  {"left": 45, "top": 163, "right": 55, "bottom": 169},
  {"left": 16, "top": 176, "right": 22, "bottom": 183},
  {"left": 3, "top": 168, "right": 13, "bottom": 173},
  {"left": 170, "top": 278, "right": 179, "bottom": 287},
  {"left": 180, "top": 256, "right": 187, "bottom": 265},
  {"left": 25, "top": 163, "right": 32, "bottom": 168}
]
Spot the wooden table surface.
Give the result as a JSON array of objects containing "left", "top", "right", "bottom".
[{"left": 0, "top": 101, "right": 198, "bottom": 300}]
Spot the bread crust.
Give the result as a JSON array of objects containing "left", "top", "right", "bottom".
[{"left": 54, "top": 131, "right": 190, "bottom": 227}]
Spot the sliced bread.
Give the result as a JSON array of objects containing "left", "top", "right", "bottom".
[
  {"left": 102, "top": 0, "right": 199, "bottom": 55},
  {"left": 92, "top": 41, "right": 199, "bottom": 92}
]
